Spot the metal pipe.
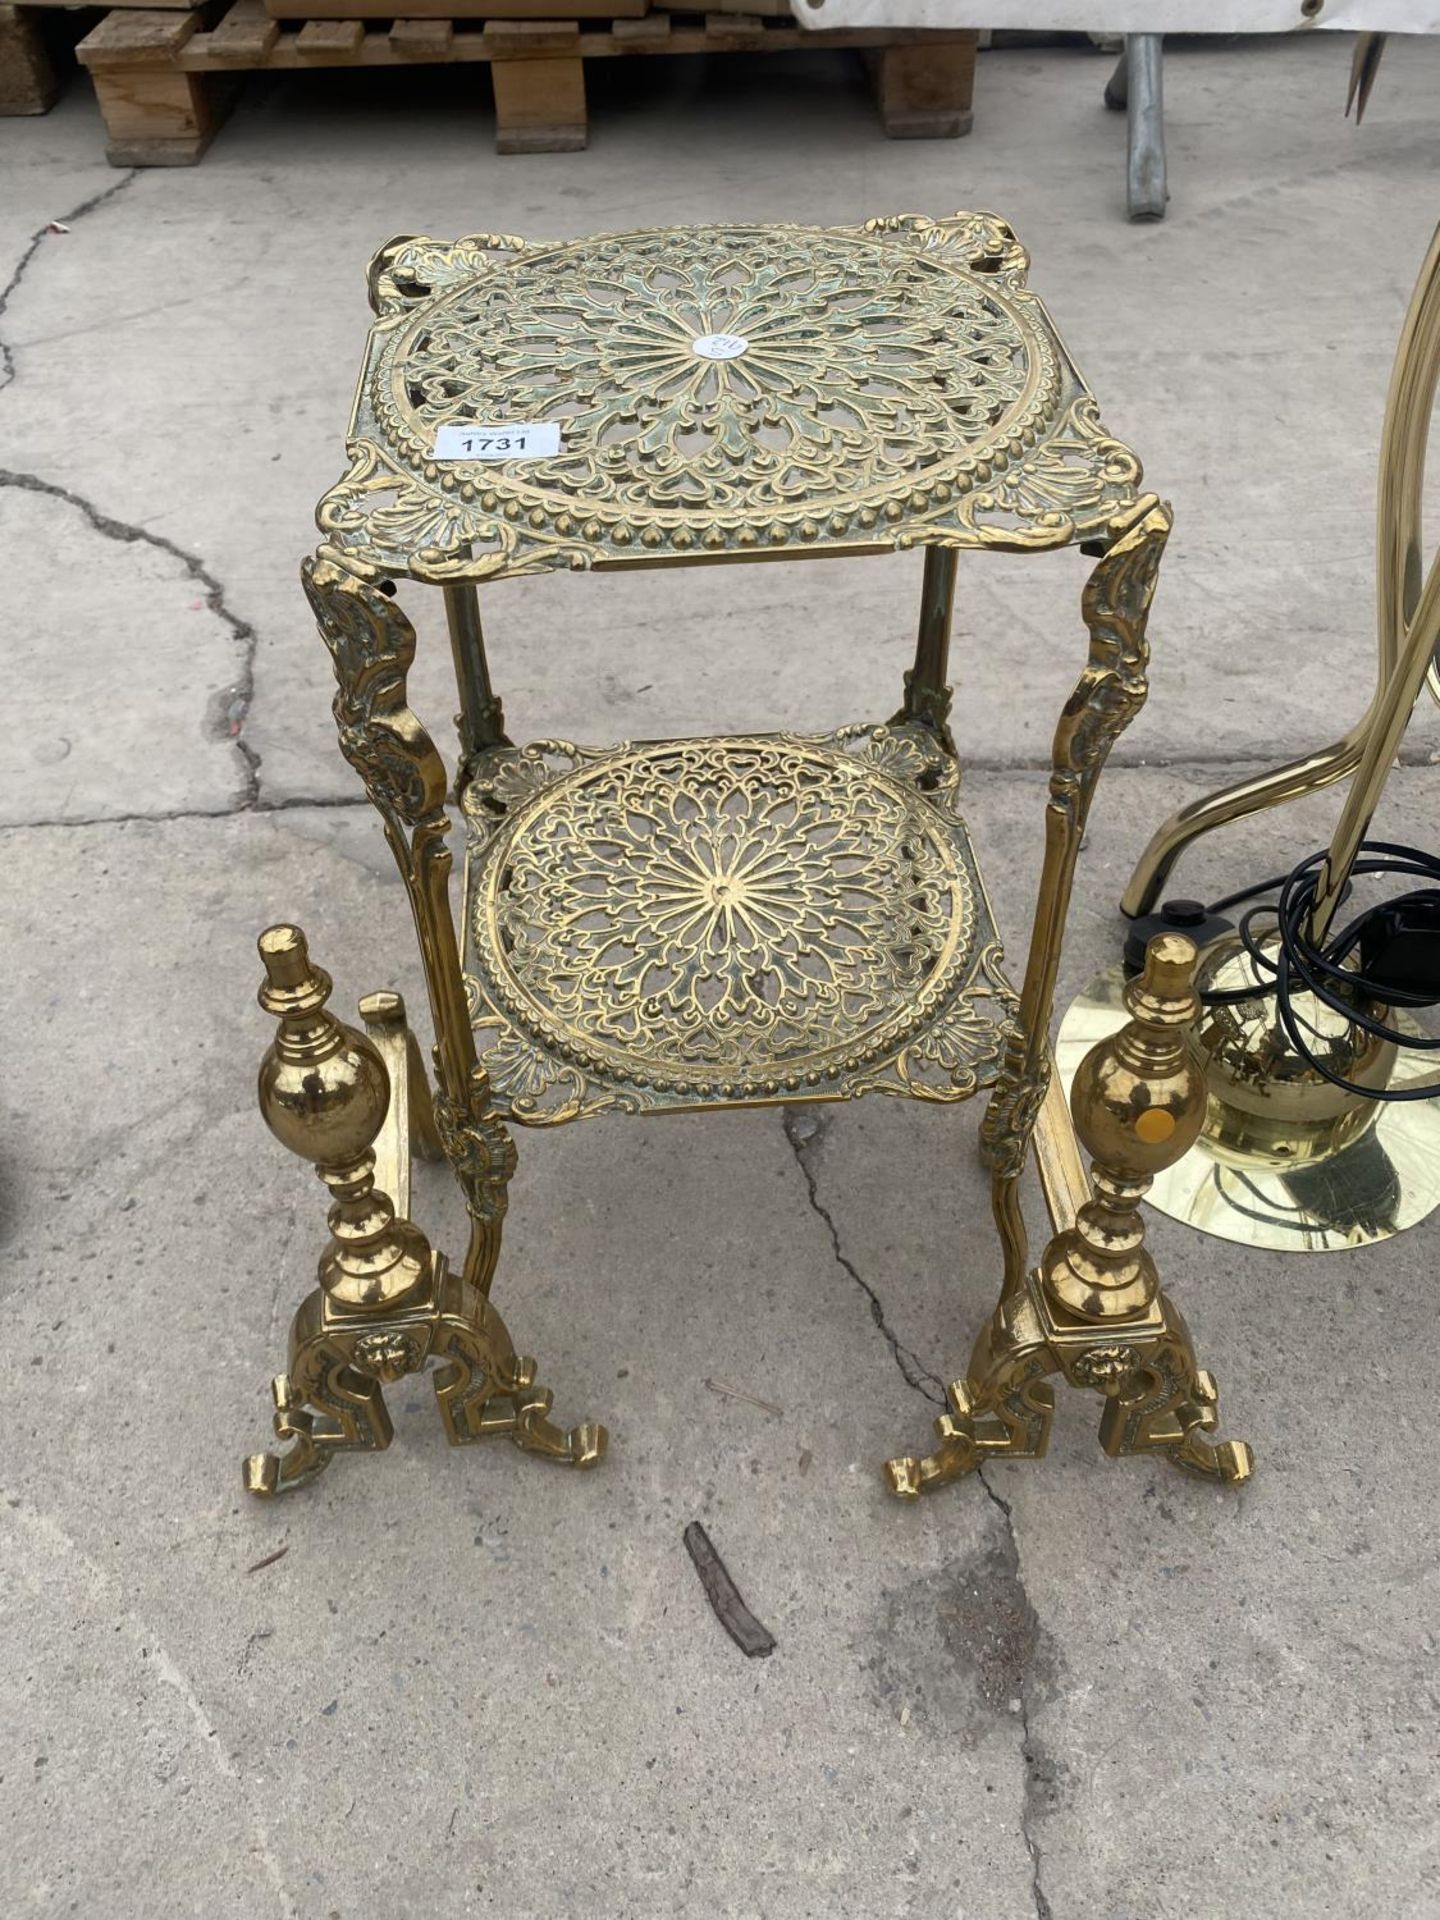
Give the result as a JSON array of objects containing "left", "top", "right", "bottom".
[{"left": 1126, "top": 35, "right": 1167, "bottom": 222}]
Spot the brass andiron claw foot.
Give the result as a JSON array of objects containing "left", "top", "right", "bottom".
[
  {"left": 886, "top": 933, "right": 1252, "bottom": 1496},
  {"left": 244, "top": 924, "right": 607, "bottom": 1496}
]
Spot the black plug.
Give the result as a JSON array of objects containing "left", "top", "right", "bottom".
[{"left": 1357, "top": 893, "right": 1440, "bottom": 1005}]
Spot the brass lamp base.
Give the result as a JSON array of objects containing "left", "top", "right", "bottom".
[{"left": 1056, "top": 954, "right": 1440, "bottom": 1253}]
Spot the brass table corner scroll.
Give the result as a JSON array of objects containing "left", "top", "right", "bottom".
[{"left": 245, "top": 210, "right": 1249, "bottom": 1499}]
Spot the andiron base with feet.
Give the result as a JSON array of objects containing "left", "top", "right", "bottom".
[
  {"left": 884, "top": 1276, "right": 1250, "bottom": 1496},
  {"left": 887, "top": 933, "right": 1253, "bottom": 1497},
  {"left": 243, "top": 924, "right": 605, "bottom": 1497}
]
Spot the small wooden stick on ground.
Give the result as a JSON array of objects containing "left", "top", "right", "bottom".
[{"left": 682, "top": 1522, "right": 776, "bottom": 1659}]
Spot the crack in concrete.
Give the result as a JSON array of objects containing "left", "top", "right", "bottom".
[
  {"left": 0, "top": 468, "right": 262, "bottom": 806},
  {"left": 0, "top": 180, "right": 269, "bottom": 811},
  {"left": 778, "top": 1104, "right": 1054, "bottom": 1920},
  {"left": 0, "top": 793, "right": 365, "bottom": 834},
  {"left": 781, "top": 1108, "right": 947, "bottom": 1407},
  {"left": 977, "top": 1465, "right": 1053, "bottom": 1920},
  {"left": 0, "top": 172, "right": 137, "bottom": 393}
]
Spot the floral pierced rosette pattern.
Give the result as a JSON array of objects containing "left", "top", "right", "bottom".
[
  {"left": 462, "top": 726, "right": 1018, "bottom": 1118},
  {"left": 375, "top": 223, "right": 1060, "bottom": 548},
  {"left": 317, "top": 215, "right": 1147, "bottom": 577}
]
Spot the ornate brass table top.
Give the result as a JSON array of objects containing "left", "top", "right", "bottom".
[
  {"left": 459, "top": 720, "right": 1017, "bottom": 1124},
  {"left": 316, "top": 213, "right": 1144, "bottom": 584}
]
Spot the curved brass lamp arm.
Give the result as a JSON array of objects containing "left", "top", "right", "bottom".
[
  {"left": 1308, "top": 221, "right": 1440, "bottom": 941},
  {"left": 1121, "top": 221, "right": 1440, "bottom": 921},
  {"left": 1116, "top": 728, "right": 1370, "bottom": 921},
  {"left": 302, "top": 555, "right": 515, "bottom": 1294},
  {"left": 1382, "top": 222, "right": 1440, "bottom": 714}
]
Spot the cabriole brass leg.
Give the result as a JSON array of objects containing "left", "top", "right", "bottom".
[
  {"left": 979, "top": 501, "right": 1169, "bottom": 1315},
  {"left": 300, "top": 556, "right": 521, "bottom": 1306},
  {"left": 887, "top": 933, "right": 1251, "bottom": 1495},
  {"left": 243, "top": 925, "right": 606, "bottom": 1497}
]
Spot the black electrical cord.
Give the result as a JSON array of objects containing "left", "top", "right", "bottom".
[{"left": 1198, "top": 840, "right": 1440, "bottom": 1103}]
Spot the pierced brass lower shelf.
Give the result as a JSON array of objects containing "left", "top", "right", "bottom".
[{"left": 459, "top": 719, "right": 1020, "bottom": 1124}]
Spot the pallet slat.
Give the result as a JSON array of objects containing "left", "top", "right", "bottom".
[
  {"left": 870, "top": 37, "right": 975, "bottom": 137},
  {"left": 267, "top": 0, "right": 644, "bottom": 20},
  {"left": 483, "top": 15, "right": 578, "bottom": 53},
  {"left": 610, "top": 11, "right": 668, "bottom": 40},
  {"left": 202, "top": 0, "right": 278, "bottom": 61},
  {"left": 483, "top": 15, "right": 582, "bottom": 149},
  {"left": 704, "top": 10, "right": 762, "bottom": 40},
  {"left": 663, "top": 0, "right": 790, "bottom": 13},
  {"left": 79, "top": 7, "right": 200, "bottom": 65},
  {"left": 164, "top": 10, "right": 979, "bottom": 64},
  {"left": 25, "top": 0, "right": 203, "bottom": 13},
  {"left": 388, "top": 15, "right": 453, "bottom": 55},
  {"left": 294, "top": 15, "right": 363, "bottom": 54}
]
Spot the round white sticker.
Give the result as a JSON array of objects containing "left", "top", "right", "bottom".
[{"left": 692, "top": 333, "right": 749, "bottom": 361}]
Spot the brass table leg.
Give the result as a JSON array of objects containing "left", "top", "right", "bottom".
[
  {"left": 893, "top": 544, "right": 958, "bottom": 752},
  {"left": 301, "top": 555, "right": 509, "bottom": 1300},
  {"left": 442, "top": 576, "right": 509, "bottom": 794},
  {"left": 892, "top": 502, "right": 1247, "bottom": 1493},
  {"left": 980, "top": 500, "right": 1171, "bottom": 1302},
  {"left": 888, "top": 934, "right": 1251, "bottom": 1494}
]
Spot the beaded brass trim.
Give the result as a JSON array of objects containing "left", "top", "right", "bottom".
[
  {"left": 459, "top": 721, "right": 1019, "bottom": 1123},
  {"left": 316, "top": 213, "right": 1143, "bottom": 583}
]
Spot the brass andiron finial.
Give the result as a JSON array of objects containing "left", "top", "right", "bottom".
[
  {"left": 887, "top": 933, "right": 1252, "bottom": 1495},
  {"left": 255, "top": 925, "right": 430, "bottom": 1313},
  {"left": 1039, "top": 933, "right": 1204, "bottom": 1323},
  {"left": 244, "top": 924, "right": 606, "bottom": 1496}
]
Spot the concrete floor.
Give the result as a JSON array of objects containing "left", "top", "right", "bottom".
[{"left": 3, "top": 31, "right": 1440, "bottom": 1919}]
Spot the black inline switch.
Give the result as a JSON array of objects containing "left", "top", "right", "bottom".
[{"left": 1122, "top": 897, "right": 1235, "bottom": 976}]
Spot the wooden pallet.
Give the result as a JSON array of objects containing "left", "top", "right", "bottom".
[
  {"left": 76, "top": 2, "right": 976, "bottom": 160},
  {"left": 0, "top": 2, "right": 56, "bottom": 109},
  {"left": 266, "top": 0, "right": 650, "bottom": 21}
]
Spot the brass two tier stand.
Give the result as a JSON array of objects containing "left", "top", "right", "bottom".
[{"left": 243, "top": 214, "right": 1251, "bottom": 1501}]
